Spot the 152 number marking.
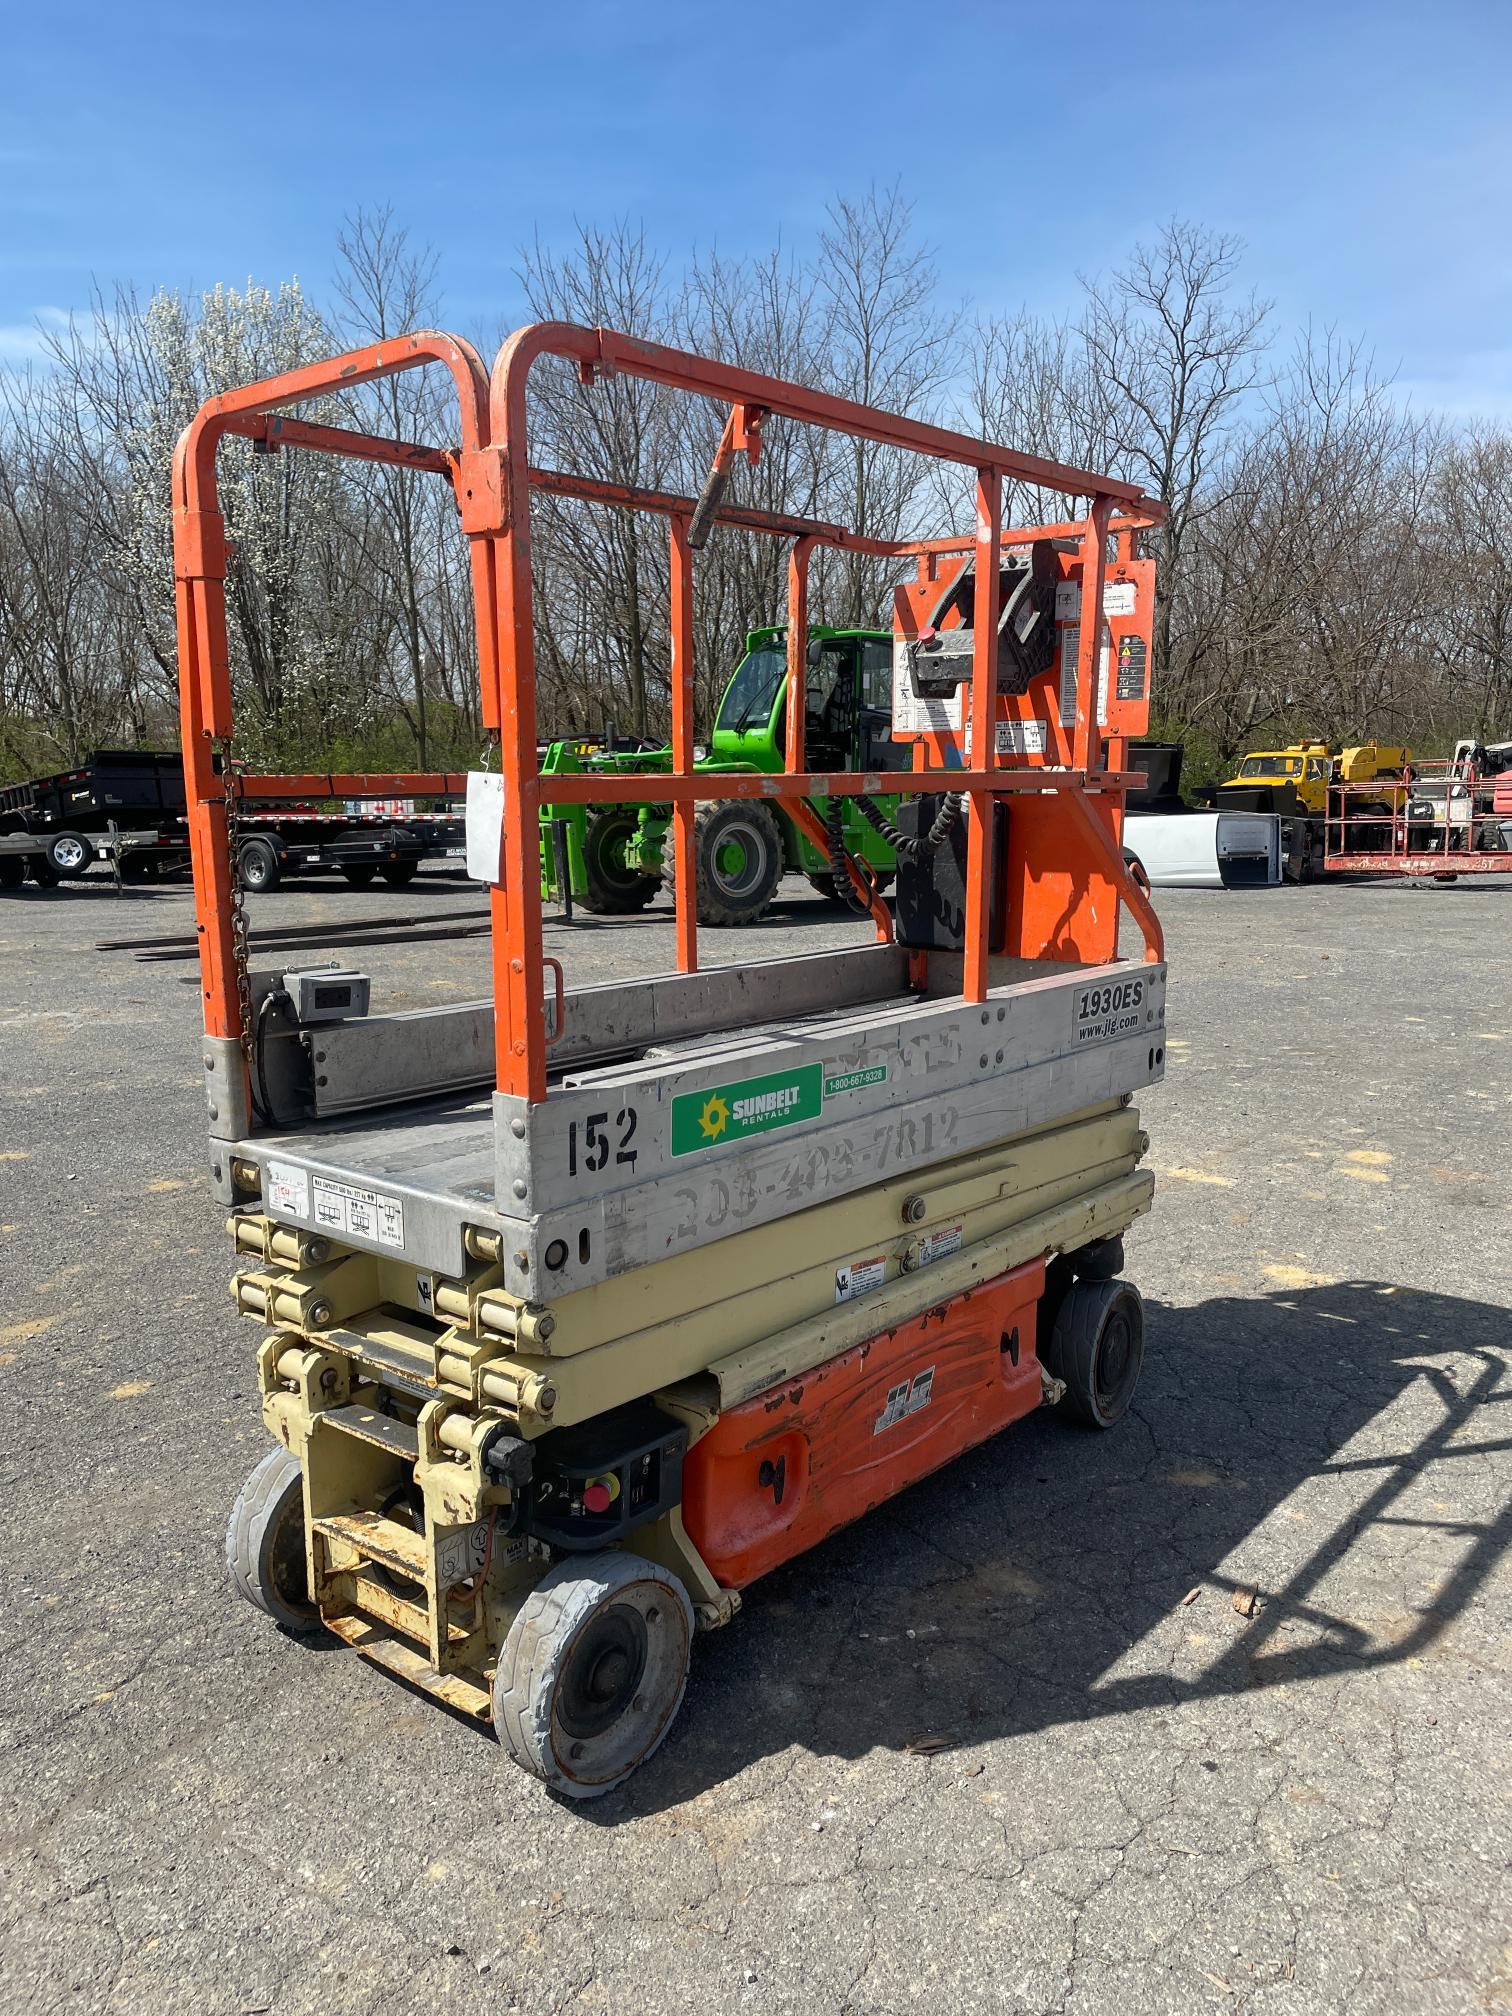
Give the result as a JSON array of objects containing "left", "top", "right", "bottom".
[{"left": 567, "top": 1106, "right": 639, "bottom": 1176}]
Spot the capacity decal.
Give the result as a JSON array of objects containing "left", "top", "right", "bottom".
[
  {"left": 266, "top": 1160, "right": 309, "bottom": 1220},
  {"left": 311, "top": 1174, "right": 405, "bottom": 1248}
]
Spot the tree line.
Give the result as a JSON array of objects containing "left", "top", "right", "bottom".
[{"left": 1, "top": 196, "right": 1508, "bottom": 785}]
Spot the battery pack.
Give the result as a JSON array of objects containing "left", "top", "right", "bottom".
[{"left": 893, "top": 797, "right": 1008, "bottom": 952}]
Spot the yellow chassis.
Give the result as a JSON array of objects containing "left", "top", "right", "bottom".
[{"left": 235, "top": 1098, "right": 1152, "bottom": 1719}]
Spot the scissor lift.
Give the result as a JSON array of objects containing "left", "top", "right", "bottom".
[{"left": 178, "top": 323, "right": 1169, "bottom": 1796}]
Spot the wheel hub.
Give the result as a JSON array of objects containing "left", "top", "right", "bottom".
[
  {"left": 557, "top": 1605, "right": 649, "bottom": 1740},
  {"left": 710, "top": 822, "right": 764, "bottom": 895}
]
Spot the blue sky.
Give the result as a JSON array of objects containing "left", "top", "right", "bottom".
[{"left": 4, "top": 0, "right": 1510, "bottom": 416}]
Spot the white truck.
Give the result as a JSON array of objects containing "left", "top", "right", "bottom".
[
  {"left": 1125, "top": 807, "right": 1282, "bottom": 889},
  {"left": 1123, "top": 743, "right": 1282, "bottom": 890}
]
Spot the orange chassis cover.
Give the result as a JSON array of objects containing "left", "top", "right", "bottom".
[{"left": 682, "top": 1258, "right": 1046, "bottom": 1590}]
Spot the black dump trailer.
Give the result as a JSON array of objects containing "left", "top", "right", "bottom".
[
  {"left": 0, "top": 750, "right": 464, "bottom": 893},
  {"left": 0, "top": 750, "right": 185, "bottom": 882}
]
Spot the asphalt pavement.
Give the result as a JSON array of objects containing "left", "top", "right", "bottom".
[{"left": 1, "top": 864, "right": 1509, "bottom": 2016}]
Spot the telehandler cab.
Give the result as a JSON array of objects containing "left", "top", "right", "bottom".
[{"left": 539, "top": 625, "right": 905, "bottom": 924}]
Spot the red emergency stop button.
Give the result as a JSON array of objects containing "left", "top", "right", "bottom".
[{"left": 583, "top": 1476, "right": 616, "bottom": 1514}]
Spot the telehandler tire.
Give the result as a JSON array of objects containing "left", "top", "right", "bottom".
[
  {"left": 1045, "top": 1277, "right": 1144, "bottom": 1430},
  {"left": 340, "top": 863, "right": 378, "bottom": 887},
  {"left": 674, "top": 801, "right": 783, "bottom": 926},
  {"left": 581, "top": 807, "right": 660, "bottom": 914},
  {"left": 493, "top": 1549, "right": 693, "bottom": 1799},
  {"left": 226, "top": 1446, "right": 322, "bottom": 1637}
]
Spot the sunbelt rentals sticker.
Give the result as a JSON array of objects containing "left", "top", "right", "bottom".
[{"left": 671, "top": 1062, "right": 823, "bottom": 1156}]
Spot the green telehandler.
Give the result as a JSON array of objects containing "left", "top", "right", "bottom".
[{"left": 538, "top": 626, "right": 915, "bottom": 926}]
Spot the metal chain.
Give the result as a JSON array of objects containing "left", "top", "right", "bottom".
[{"left": 214, "top": 734, "right": 256, "bottom": 1064}]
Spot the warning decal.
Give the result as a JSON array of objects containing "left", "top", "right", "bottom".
[
  {"left": 917, "top": 1223, "right": 963, "bottom": 1266},
  {"left": 266, "top": 1159, "right": 309, "bottom": 1220},
  {"left": 835, "top": 1254, "right": 887, "bottom": 1304}
]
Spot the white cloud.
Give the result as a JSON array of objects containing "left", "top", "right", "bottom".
[
  {"left": 0, "top": 307, "right": 72, "bottom": 366},
  {"left": 1394, "top": 346, "right": 1512, "bottom": 425}
]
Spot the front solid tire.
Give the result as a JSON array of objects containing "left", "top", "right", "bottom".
[
  {"left": 493, "top": 1550, "right": 693, "bottom": 1799},
  {"left": 1045, "top": 1278, "right": 1145, "bottom": 1429},
  {"left": 226, "top": 1446, "right": 322, "bottom": 1637}
]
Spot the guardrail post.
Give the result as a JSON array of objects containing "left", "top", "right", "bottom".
[
  {"left": 669, "top": 517, "right": 698, "bottom": 975},
  {"left": 964, "top": 466, "right": 1001, "bottom": 1002}
]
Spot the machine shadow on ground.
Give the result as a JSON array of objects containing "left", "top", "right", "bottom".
[{"left": 600, "top": 1276, "right": 1510, "bottom": 1816}]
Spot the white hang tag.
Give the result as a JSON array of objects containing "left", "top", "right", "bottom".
[{"left": 465, "top": 771, "right": 506, "bottom": 884}]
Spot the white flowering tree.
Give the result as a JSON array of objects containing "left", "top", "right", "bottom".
[{"left": 39, "top": 278, "right": 379, "bottom": 762}]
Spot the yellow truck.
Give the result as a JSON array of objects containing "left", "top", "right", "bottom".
[
  {"left": 1223, "top": 740, "right": 1335, "bottom": 816},
  {"left": 1211, "top": 741, "right": 1411, "bottom": 875}
]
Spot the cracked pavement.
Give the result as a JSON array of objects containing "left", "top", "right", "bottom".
[{"left": 1, "top": 866, "right": 1509, "bottom": 2015}]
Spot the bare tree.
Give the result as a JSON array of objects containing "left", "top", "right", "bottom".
[
  {"left": 1176, "top": 331, "right": 1441, "bottom": 754},
  {"left": 0, "top": 369, "right": 129, "bottom": 760},
  {"left": 3, "top": 198, "right": 1509, "bottom": 787},
  {"left": 1079, "top": 220, "right": 1271, "bottom": 678},
  {"left": 961, "top": 310, "right": 1121, "bottom": 524},
  {"left": 333, "top": 207, "right": 474, "bottom": 766},
  {"left": 815, "top": 185, "right": 959, "bottom": 623},
  {"left": 517, "top": 222, "right": 676, "bottom": 737},
  {"left": 39, "top": 278, "right": 365, "bottom": 762},
  {"left": 1427, "top": 425, "right": 1512, "bottom": 740}
]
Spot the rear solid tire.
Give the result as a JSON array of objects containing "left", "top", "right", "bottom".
[
  {"left": 580, "top": 808, "right": 659, "bottom": 915},
  {"left": 493, "top": 1550, "right": 693, "bottom": 1800},
  {"left": 226, "top": 1446, "right": 322, "bottom": 1637},
  {"left": 1045, "top": 1278, "right": 1145, "bottom": 1429}
]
